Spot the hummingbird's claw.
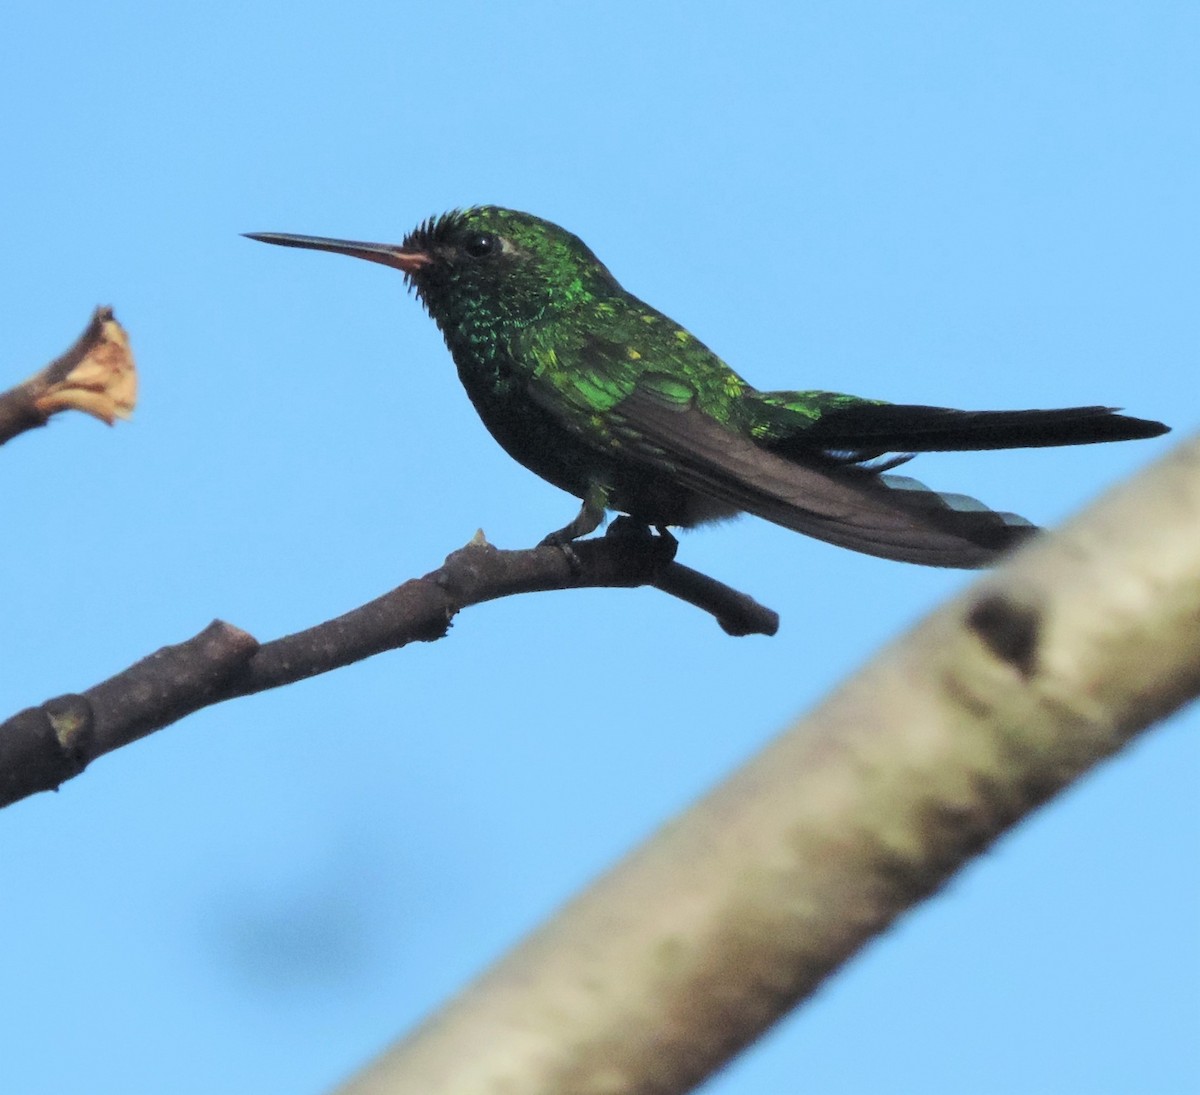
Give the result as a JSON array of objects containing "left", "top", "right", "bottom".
[{"left": 538, "top": 534, "right": 583, "bottom": 575}]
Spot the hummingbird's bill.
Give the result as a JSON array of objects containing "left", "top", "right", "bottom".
[{"left": 243, "top": 232, "right": 431, "bottom": 273}]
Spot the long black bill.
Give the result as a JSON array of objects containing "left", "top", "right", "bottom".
[{"left": 243, "top": 232, "right": 431, "bottom": 273}]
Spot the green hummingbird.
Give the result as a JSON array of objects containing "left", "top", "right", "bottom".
[{"left": 246, "top": 207, "right": 1167, "bottom": 568}]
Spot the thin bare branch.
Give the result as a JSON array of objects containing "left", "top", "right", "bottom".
[{"left": 0, "top": 535, "right": 776, "bottom": 808}]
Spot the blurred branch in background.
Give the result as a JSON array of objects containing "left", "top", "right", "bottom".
[
  {"left": 0, "top": 534, "right": 777, "bottom": 809},
  {"left": 334, "top": 433, "right": 1200, "bottom": 1095},
  {"left": 0, "top": 308, "right": 136, "bottom": 445}
]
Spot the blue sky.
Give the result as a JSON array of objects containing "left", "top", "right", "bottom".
[{"left": 2, "top": 3, "right": 1197, "bottom": 1092}]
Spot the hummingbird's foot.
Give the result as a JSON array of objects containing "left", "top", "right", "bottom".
[
  {"left": 538, "top": 526, "right": 584, "bottom": 573},
  {"left": 539, "top": 527, "right": 583, "bottom": 549},
  {"left": 652, "top": 525, "right": 681, "bottom": 552},
  {"left": 558, "top": 542, "right": 583, "bottom": 574},
  {"left": 538, "top": 485, "right": 610, "bottom": 572},
  {"left": 606, "top": 517, "right": 676, "bottom": 543},
  {"left": 539, "top": 523, "right": 591, "bottom": 575},
  {"left": 605, "top": 515, "right": 654, "bottom": 541},
  {"left": 604, "top": 518, "right": 679, "bottom": 564}
]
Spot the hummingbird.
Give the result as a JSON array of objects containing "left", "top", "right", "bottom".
[{"left": 246, "top": 207, "right": 1167, "bottom": 568}]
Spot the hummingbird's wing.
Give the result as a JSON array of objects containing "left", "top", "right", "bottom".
[
  {"left": 753, "top": 396, "right": 1168, "bottom": 460},
  {"left": 606, "top": 380, "right": 1037, "bottom": 568},
  {"left": 514, "top": 324, "right": 1040, "bottom": 567}
]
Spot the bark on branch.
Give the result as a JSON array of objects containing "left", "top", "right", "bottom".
[
  {"left": 0, "top": 534, "right": 777, "bottom": 808},
  {"left": 0, "top": 308, "right": 137, "bottom": 445},
  {"left": 333, "top": 433, "right": 1200, "bottom": 1095}
]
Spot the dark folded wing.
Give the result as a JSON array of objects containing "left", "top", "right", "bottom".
[{"left": 610, "top": 385, "right": 1037, "bottom": 568}]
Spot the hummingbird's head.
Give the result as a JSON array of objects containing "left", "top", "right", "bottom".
[
  {"left": 397, "top": 207, "right": 619, "bottom": 336},
  {"left": 246, "top": 208, "right": 619, "bottom": 344}
]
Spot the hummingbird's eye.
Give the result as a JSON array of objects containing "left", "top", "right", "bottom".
[{"left": 462, "top": 232, "right": 499, "bottom": 259}]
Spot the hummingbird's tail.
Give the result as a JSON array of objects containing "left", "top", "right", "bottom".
[
  {"left": 718, "top": 394, "right": 1166, "bottom": 565},
  {"left": 751, "top": 394, "right": 1168, "bottom": 462}
]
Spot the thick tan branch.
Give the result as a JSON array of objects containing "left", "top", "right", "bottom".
[
  {"left": 0, "top": 308, "right": 137, "bottom": 446},
  {"left": 334, "top": 433, "right": 1200, "bottom": 1095}
]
